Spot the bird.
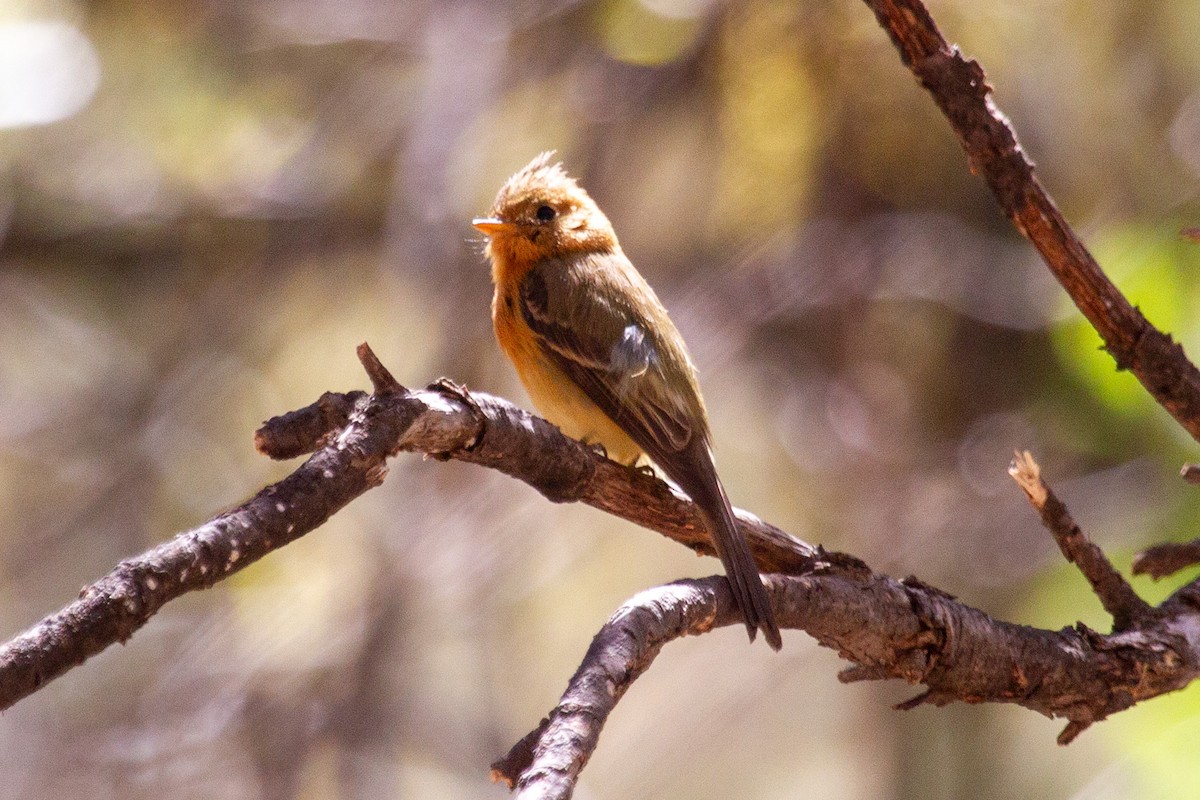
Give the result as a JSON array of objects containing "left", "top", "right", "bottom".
[{"left": 473, "top": 153, "right": 781, "bottom": 650}]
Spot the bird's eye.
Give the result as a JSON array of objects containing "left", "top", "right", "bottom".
[{"left": 535, "top": 205, "right": 556, "bottom": 222}]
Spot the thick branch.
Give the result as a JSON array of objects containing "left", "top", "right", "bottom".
[
  {"left": 6, "top": 341, "right": 1200, "bottom": 786},
  {"left": 492, "top": 579, "right": 741, "bottom": 798},
  {"left": 496, "top": 566, "right": 1200, "bottom": 797},
  {"left": 258, "top": 375, "right": 821, "bottom": 576},
  {"left": 794, "top": 571, "right": 1200, "bottom": 744},
  {"left": 0, "top": 380, "right": 410, "bottom": 711},
  {"left": 0, "top": 348, "right": 815, "bottom": 711},
  {"left": 863, "top": 0, "right": 1200, "bottom": 442}
]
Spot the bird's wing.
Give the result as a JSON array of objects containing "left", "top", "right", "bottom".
[
  {"left": 519, "top": 253, "right": 695, "bottom": 457},
  {"left": 521, "top": 254, "right": 782, "bottom": 649}
]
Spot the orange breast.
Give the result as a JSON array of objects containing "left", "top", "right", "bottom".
[{"left": 492, "top": 284, "right": 643, "bottom": 465}]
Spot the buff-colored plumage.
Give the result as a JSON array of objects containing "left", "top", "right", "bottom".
[{"left": 474, "top": 153, "right": 781, "bottom": 650}]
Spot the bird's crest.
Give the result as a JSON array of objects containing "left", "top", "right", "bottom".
[{"left": 491, "top": 151, "right": 591, "bottom": 216}]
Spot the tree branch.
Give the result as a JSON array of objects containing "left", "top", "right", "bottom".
[
  {"left": 1009, "top": 450, "right": 1154, "bottom": 628},
  {"left": 1133, "top": 541, "right": 1200, "bottom": 580},
  {"left": 6, "top": 339, "right": 1200, "bottom": 798},
  {"left": 1132, "top": 465, "right": 1200, "bottom": 578},
  {"left": 0, "top": 345, "right": 815, "bottom": 711},
  {"left": 493, "top": 556, "right": 1200, "bottom": 798},
  {"left": 256, "top": 359, "right": 821, "bottom": 577},
  {"left": 491, "top": 578, "right": 743, "bottom": 798},
  {"left": 862, "top": 0, "right": 1200, "bottom": 443},
  {"left": 0, "top": 363, "right": 408, "bottom": 712}
]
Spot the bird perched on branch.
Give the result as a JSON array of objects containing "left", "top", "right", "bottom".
[{"left": 473, "top": 153, "right": 781, "bottom": 650}]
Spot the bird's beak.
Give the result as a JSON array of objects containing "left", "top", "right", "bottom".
[{"left": 472, "top": 217, "right": 510, "bottom": 237}]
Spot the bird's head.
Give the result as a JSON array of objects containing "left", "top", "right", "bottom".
[{"left": 473, "top": 153, "right": 618, "bottom": 267}]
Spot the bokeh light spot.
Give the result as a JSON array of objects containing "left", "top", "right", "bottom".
[{"left": 0, "top": 21, "right": 100, "bottom": 129}]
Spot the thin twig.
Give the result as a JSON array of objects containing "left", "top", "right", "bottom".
[
  {"left": 1133, "top": 541, "right": 1200, "bottom": 580},
  {"left": 356, "top": 341, "right": 403, "bottom": 394},
  {"left": 1009, "top": 451, "right": 1153, "bottom": 628},
  {"left": 254, "top": 390, "right": 367, "bottom": 459}
]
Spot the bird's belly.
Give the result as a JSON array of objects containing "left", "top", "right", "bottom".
[
  {"left": 495, "top": 309, "right": 642, "bottom": 465},
  {"left": 521, "top": 357, "right": 643, "bottom": 465}
]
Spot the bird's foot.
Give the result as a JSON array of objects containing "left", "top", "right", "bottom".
[{"left": 583, "top": 439, "right": 609, "bottom": 460}]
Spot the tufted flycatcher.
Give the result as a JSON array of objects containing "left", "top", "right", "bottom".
[{"left": 473, "top": 153, "right": 781, "bottom": 650}]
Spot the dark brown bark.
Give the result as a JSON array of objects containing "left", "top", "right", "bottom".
[{"left": 863, "top": 0, "right": 1200, "bottom": 443}]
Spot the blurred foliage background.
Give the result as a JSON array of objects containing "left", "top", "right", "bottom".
[{"left": 2, "top": 0, "right": 1200, "bottom": 797}]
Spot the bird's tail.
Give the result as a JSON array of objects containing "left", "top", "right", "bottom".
[{"left": 673, "top": 443, "right": 782, "bottom": 651}]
